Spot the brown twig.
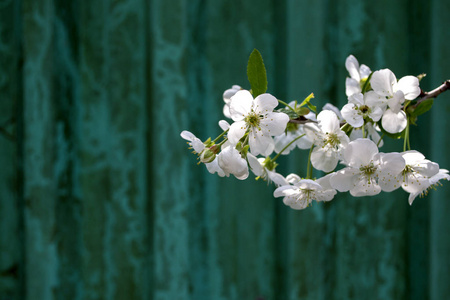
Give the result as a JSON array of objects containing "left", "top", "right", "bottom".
[{"left": 412, "top": 79, "right": 450, "bottom": 108}]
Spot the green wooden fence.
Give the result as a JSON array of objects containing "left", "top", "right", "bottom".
[{"left": 1, "top": 0, "right": 449, "bottom": 299}]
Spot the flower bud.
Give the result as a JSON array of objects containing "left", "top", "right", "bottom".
[{"left": 200, "top": 148, "right": 216, "bottom": 163}]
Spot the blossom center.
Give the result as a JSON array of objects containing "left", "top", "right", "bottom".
[
  {"left": 359, "top": 162, "right": 378, "bottom": 183},
  {"left": 402, "top": 165, "right": 414, "bottom": 176},
  {"left": 359, "top": 105, "right": 370, "bottom": 115},
  {"left": 324, "top": 133, "right": 340, "bottom": 147},
  {"left": 245, "top": 111, "right": 261, "bottom": 128},
  {"left": 298, "top": 188, "right": 315, "bottom": 204}
]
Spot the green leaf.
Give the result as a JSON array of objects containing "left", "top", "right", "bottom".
[
  {"left": 361, "top": 72, "right": 373, "bottom": 93},
  {"left": 299, "top": 93, "right": 316, "bottom": 113},
  {"left": 247, "top": 49, "right": 268, "bottom": 97},
  {"left": 296, "top": 107, "right": 310, "bottom": 116},
  {"left": 410, "top": 98, "right": 434, "bottom": 117}
]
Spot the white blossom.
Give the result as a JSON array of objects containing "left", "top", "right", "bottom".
[
  {"left": 180, "top": 130, "right": 205, "bottom": 153},
  {"left": 345, "top": 55, "right": 372, "bottom": 96},
  {"left": 349, "top": 123, "right": 384, "bottom": 147},
  {"left": 223, "top": 85, "right": 241, "bottom": 118},
  {"left": 274, "top": 174, "right": 336, "bottom": 210},
  {"left": 341, "top": 92, "right": 385, "bottom": 127},
  {"left": 371, "top": 69, "right": 421, "bottom": 133},
  {"left": 408, "top": 169, "right": 450, "bottom": 205},
  {"left": 322, "top": 103, "right": 343, "bottom": 121},
  {"left": 228, "top": 90, "right": 289, "bottom": 156},
  {"left": 304, "top": 110, "right": 350, "bottom": 172},
  {"left": 330, "top": 138, "right": 405, "bottom": 196},
  {"left": 247, "top": 153, "right": 287, "bottom": 186},
  {"left": 217, "top": 146, "right": 249, "bottom": 180},
  {"left": 205, "top": 159, "right": 226, "bottom": 177}
]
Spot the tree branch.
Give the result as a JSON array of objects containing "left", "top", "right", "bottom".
[{"left": 412, "top": 79, "right": 450, "bottom": 108}]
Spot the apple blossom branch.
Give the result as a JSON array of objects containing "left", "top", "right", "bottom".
[{"left": 288, "top": 79, "right": 450, "bottom": 124}]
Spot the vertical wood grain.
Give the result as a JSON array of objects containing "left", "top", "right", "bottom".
[
  {"left": 0, "top": 0, "right": 22, "bottom": 299},
  {"left": 79, "top": 0, "right": 150, "bottom": 299},
  {"left": 430, "top": 0, "right": 450, "bottom": 299}
]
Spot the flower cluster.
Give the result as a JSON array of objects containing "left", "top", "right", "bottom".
[{"left": 181, "top": 52, "right": 449, "bottom": 210}]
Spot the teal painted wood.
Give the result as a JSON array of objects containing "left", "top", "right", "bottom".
[
  {"left": 22, "top": 0, "right": 60, "bottom": 299},
  {"left": 430, "top": 0, "right": 450, "bottom": 299},
  {"left": 0, "top": 1, "right": 22, "bottom": 300},
  {"left": 78, "top": 0, "right": 150, "bottom": 299},
  {"left": 333, "top": 1, "right": 410, "bottom": 299},
  {"left": 152, "top": 0, "right": 279, "bottom": 298},
  {"left": 283, "top": 1, "right": 334, "bottom": 299},
  {"left": 1, "top": 0, "right": 450, "bottom": 299}
]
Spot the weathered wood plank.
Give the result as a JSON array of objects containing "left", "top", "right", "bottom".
[
  {"left": 78, "top": 0, "right": 150, "bottom": 299},
  {"left": 430, "top": 0, "right": 450, "bottom": 299},
  {"left": 332, "top": 1, "right": 412, "bottom": 299},
  {"left": 204, "top": 1, "right": 278, "bottom": 299},
  {"left": 0, "top": 0, "right": 22, "bottom": 299},
  {"left": 22, "top": 0, "right": 59, "bottom": 299},
  {"left": 283, "top": 0, "right": 334, "bottom": 299}
]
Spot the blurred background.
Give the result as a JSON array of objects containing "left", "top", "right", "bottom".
[{"left": 1, "top": 0, "right": 450, "bottom": 299}]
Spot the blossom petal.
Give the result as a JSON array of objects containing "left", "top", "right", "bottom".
[
  {"left": 346, "top": 78, "right": 361, "bottom": 96},
  {"left": 217, "top": 146, "right": 248, "bottom": 180},
  {"left": 379, "top": 173, "right": 402, "bottom": 192},
  {"left": 205, "top": 159, "right": 225, "bottom": 177},
  {"left": 180, "top": 130, "right": 196, "bottom": 142},
  {"left": 223, "top": 85, "right": 241, "bottom": 101},
  {"left": 229, "top": 90, "right": 253, "bottom": 121},
  {"left": 247, "top": 153, "right": 264, "bottom": 176},
  {"left": 317, "top": 110, "right": 340, "bottom": 134},
  {"left": 382, "top": 109, "right": 407, "bottom": 134},
  {"left": 303, "top": 123, "right": 322, "bottom": 144},
  {"left": 297, "top": 179, "right": 322, "bottom": 190},
  {"left": 330, "top": 168, "right": 357, "bottom": 192},
  {"left": 348, "top": 93, "right": 364, "bottom": 106},
  {"left": 365, "top": 91, "right": 387, "bottom": 110},
  {"left": 395, "top": 76, "right": 420, "bottom": 100},
  {"left": 274, "top": 185, "right": 296, "bottom": 198},
  {"left": 387, "top": 90, "right": 405, "bottom": 113},
  {"left": 219, "top": 120, "right": 230, "bottom": 131},
  {"left": 341, "top": 103, "right": 364, "bottom": 127},
  {"left": 228, "top": 121, "right": 247, "bottom": 145},
  {"left": 249, "top": 129, "right": 274, "bottom": 156},
  {"left": 345, "top": 55, "right": 361, "bottom": 81},
  {"left": 350, "top": 178, "right": 381, "bottom": 196},
  {"left": 344, "top": 138, "right": 379, "bottom": 168},
  {"left": 286, "top": 173, "right": 302, "bottom": 184},
  {"left": 371, "top": 69, "right": 396, "bottom": 97},
  {"left": 260, "top": 112, "right": 289, "bottom": 136},
  {"left": 311, "top": 147, "right": 339, "bottom": 172},
  {"left": 267, "top": 171, "right": 288, "bottom": 186},
  {"left": 322, "top": 103, "right": 342, "bottom": 121},
  {"left": 253, "top": 93, "right": 279, "bottom": 115},
  {"left": 360, "top": 64, "right": 371, "bottom": 78}
]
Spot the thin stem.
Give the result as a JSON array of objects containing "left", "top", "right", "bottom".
[
  {"left": 407, "top": 128, "right": 411, "bottom": 150},
  {"left": 306, "top": 144, "right": 314, "bottom": 179},
  {"left": 212, "top": 129, "right": 229, "bottom": 144},
  {"left": 216, "top": 138, "right": 228, "bottom": 148},
  {"left": 278, "top": 99, "right": 296, "bottom": 112},
  {"left": 403, "top": 120, "right": 409, "bottom": 152},
  {"left": 377, "top": 133, "right": 385, "bottom": 147},
  {"left": 362, "top": 124, "right": 366, "bottom": 138},
  {"left": 272, "top": 134, "right": 306, "bottom": 162}
]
